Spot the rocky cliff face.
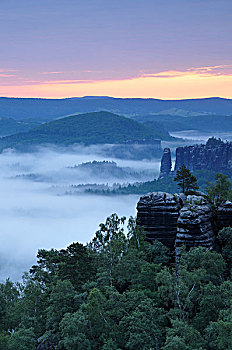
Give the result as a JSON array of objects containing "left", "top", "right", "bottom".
[
  {"left": 160, "top": 138, "right": 232, "bottom": 177},
  {"left": 137, "top": 192, "right": 182, "bottom": 248},
  {"left": 175, "top": 138, "right": 232, "bottom": 174},
  {"left": 137, "top": 192, "right": 232, "bottom": 250}
]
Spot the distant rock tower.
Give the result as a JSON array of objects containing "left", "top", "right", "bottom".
[{"left": 159, "top": 148, "right": 172, "bottom": 178}]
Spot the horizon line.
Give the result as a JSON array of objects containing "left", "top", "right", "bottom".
[{"left": 0, "top": 95, "right": 231, "bottom": 101}]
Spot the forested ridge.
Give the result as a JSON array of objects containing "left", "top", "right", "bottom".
[
  {"left": 0, "top": 111, "right": 172, "bottom": 152},
  {"left": 0, "top": 214, "right": 232, "bottom": 350},
  {"left": 0, "top": 97, "right": 231, "bottom": 121}
]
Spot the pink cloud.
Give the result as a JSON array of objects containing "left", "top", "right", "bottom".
[
  {"left": 42, "top": 79, "right": 96, "bottom": 85},
  {"left": 141, "top": 65, "right": 232, "bottom": 79},
  {"left": 0, "top": 69, "right": 17, "bottom": 78},
  {"left": 2, "top": 64, "right": 232, "bottom": 89},
  {"left": 42, "top": 71, "right": 63, "bottom": 75},
  {"left": 0, "top": 74, "right": 16, "bottom": 78}
]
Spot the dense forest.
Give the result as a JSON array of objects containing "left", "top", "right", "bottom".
[
  {"left": 1, "top": 171, "right": 232, "bottom": 349},
  {"left": 0, "top": 212, "right": 232, "bottom": 349},
  {"left": 0, "top": 118, "right": 39, "bottom": 137},
  {"left": 0, "top": 111, "right": 172, "bottom": 152},
  {"left": 85, "top": 169, "right": 229, "bottom": 195}
]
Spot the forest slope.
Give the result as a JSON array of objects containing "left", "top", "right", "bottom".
[{"left": 0, "top": 111, "right": 172, "bottom": 151}]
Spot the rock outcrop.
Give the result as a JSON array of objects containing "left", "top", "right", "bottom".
[
  {"left": 159, "top": 148, "right": 172, "bottom": 178},
  {"left": 137, "top": 191, "right": 232, "bottom": 250},
  {"left": 176, "top": 195, "right": 215, "bottom": 249},
  {"left": 175, "top": 138, "right": 232, "bottom": 174},
  {"left": 137, "top": 192, "right": 183, "bottom": 248},
  {"left": 159, "top": 138, "right": 232, "bottom": 178},
  {"left": 217, "top": 201, "right": 232, "bottom": 230}
]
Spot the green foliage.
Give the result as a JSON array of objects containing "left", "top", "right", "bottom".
[
  {"left": 8, "top": 328, "right": 36, "bottom": 350},
  {"left": 0, "top": 279, "right": 19, "bottom": 332},
  {"left": 0, "top": 111, "right": 171, "bottom": 151},
  {"left": 204, "top": 302, "right": 232, "bottom": 350},
  {"left": 163, "top": 320, "right": 206, "bottom": 350},
  {"left": 0, "top": 117, "right": 39, "bottom": 137},
  {"left": 0, "top": 332, "right": 9, "bottom": 350},
  {"left": 102, "top": 338, "right": 120, "bottom": 350},
  {"left": 44, "top": 280, "right": 76, "bottom": 345},
  {"left": 121, "top": 299, "right": 166, "bottom": 349},
  {"left": 174, "top": 164, "right": 199, "bottom": 193},
  {"left": 58, "top": 310, "right": 91, "bottom": 350},
  {"left": 86, "top": 169, "right": 232, "bottom": 196},
  {"left": 218, "top": 227, "right": 232, "bottom": 273},
  {"left": 1, "top": 213, "right": 232, "bottom": 349},
  {"left": 86, "top": 176, "right": 179, "bottom": 195},
  {"left": 89, "top": 213, "right": 127, "bottom": 288},
  {"left": 206, "top": 173, "right": 232, "bottom": 209},
  {"left": 30, "top": 242, "right": 96, "bottom": 291}
]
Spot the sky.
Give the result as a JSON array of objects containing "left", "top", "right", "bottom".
[{"left": 0, "top": 0, "right": 232, "bottom": 99}]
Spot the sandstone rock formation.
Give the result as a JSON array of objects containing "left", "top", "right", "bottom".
[
  {"left": 159, "top": 138, "right": 232, "bottom": 178},
  {"left": 175, "top": 144, "right": 231, "bottom": 174},
  {"left": 217, "top": 201, "right": 232, "bottom": 230},
  {"left": 137, "top": 192, "right": 182, "bottom": 248},
  {"left": 176, "top": 195, "right": 215, "bottom": 249},
  {"left": 175, "top": 138, "right": 232, "bottom": 174},
  {"left": 137, "top": 191, "right": 232, "bottom": 251},
  {"left": 159, "top": 148, "right": 172, "bottom": 178}
]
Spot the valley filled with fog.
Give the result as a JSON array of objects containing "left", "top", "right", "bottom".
[
  {"left": 1, "top": 130, "right": 232, "bottom": 281},
  {"left": 170, "top": 130, "right": 232, "bottom": 142},
  {"left": 0, "top": 146, "right": 160, "bottom": 281}
]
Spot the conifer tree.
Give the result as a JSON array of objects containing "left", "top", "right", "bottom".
[
  {"left": 174, "top": 164, "right": 199, "bottom": 194},
  {"left": 206, "top": 173, "right": 232, "bottom": 208}
]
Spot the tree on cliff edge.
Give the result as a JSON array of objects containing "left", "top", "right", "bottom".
[
  {"left": 174, "top": 164, "right": 199, "bottom": 194},
  {"left": 206, "top": 173, "right": 232, "bottom": 209}
]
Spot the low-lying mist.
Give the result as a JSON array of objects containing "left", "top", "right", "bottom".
[
  {"left": 169, "top": 130, "right": 232, "bottom": 143},
  {"left": 0, "top": 145, "right": 161, "bottom": 281}
]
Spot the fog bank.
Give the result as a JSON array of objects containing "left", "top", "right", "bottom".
[{"left": 0, "top": 147, "right": 151, "bottom": 281}]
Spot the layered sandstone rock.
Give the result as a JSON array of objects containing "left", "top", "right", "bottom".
[
  {"left": 136, "top": 192, "right": 182, "bottom": 248},
  {"left": 137, "top": 191, "right": 232, "bottom": 251},
  {"left": 217, "top": 201, "right": 232, "bottom": 229},
  {"left": 176, "top": 195, "right": 215, "bottom": 249},
  {"left": 159, "top": 138, "right": 232, "bottom": 178},
  {"left": 174, "top": 138, "right": 232, "bottom": 174},
  {"left": 159, "top": 148, "right": 172, "bottom": 178}
]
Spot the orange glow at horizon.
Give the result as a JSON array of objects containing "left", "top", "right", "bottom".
[{"left": 1, "top": 71, "right": 232, "bottom": 99}]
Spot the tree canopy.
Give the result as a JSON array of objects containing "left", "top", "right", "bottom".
[
  {"left": 0, "top": 213, "right": 232, "bottom": 349},
  {"left": 174, "top": 164, "right": 199, "bottom": 194},
  {"left": 206, "top": 173, "right": 232, "bottom": 209}
]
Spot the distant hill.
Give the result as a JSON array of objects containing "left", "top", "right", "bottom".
[
  {"left": 0, "top": 111, "right": 172, "bottom": 151},
  {"left": 132, "top": 114, "right": 232, "bottom": 132},
  {"left": 0, "top": 96, "right": 231, "bottom": 121},
  {"left": 0, "top": 117, "right": 39, "bottom": 136},
  {"left": 67, "top": 160, "right": 155, "bottom": 181}
]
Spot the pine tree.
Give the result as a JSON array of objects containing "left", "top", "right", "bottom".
[
  {"left": 174, "top": 164, "right": 199, "bottom": 194},
  {"left": 206, "top": 173, "right": 232, "bottom": 208}
]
